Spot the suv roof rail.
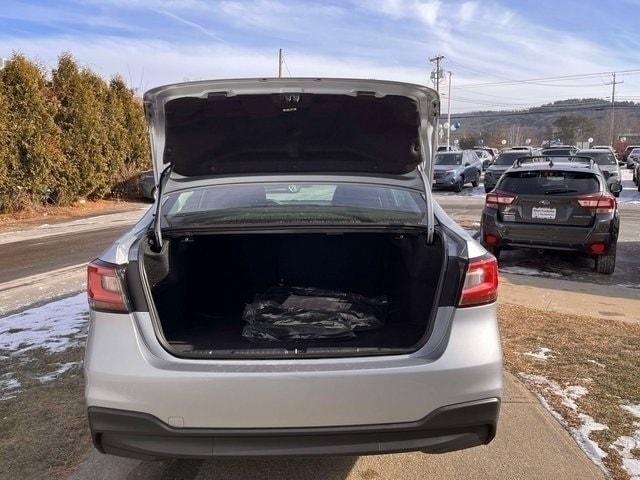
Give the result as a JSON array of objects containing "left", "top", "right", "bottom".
[
  {"left": 513, "top": 156, "right": 554, "bottom": 168},
  {"left": 512, "top": 155, "right": 596, "bottom": 169}
]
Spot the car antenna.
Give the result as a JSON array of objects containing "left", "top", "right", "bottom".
[{"left": 151, "top": 163, "right": 173, "bottom": 253}]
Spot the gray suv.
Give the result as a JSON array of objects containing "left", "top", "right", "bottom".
[
  {"left": 481, "top": 156, "right": 620, "bottom": 274},
  {"left": 432, "top": 150, "right": 482, "bottom": 191},
  {"left": 577, "top": 149, "right": 622, "bottom": 197},
  {"left": 483, "top": 150, "right": 532, "bottom": 192},
  {"left": 84, "top": 78, "right": 502, "bottom": 459}
]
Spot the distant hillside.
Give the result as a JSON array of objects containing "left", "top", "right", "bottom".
[{"left": 445, "top": 98, "right": 640, "bottom": 146}]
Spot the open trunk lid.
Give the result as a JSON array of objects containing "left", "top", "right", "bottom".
[
  {"left": 144, "top": 78, "right": 439, "bottom": 181},
  {"left": 143, "top": 79, "right": 439, "bottom": 248}
]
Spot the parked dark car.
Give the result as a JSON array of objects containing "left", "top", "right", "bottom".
[
  {"left": 483, "top": 150, "right": 532, "bottom": 193},
  {"left": 137, "top": 170, "right": 156, "bottom": 201},
  {"left": 541, "top": 146, "right": 578, "bottom": 157},
  {"left": 627, "top": 147, "right": 640, "bottom": 170},
  {"left": 577, "top": 149, "right": 622, "bottom": 197},
  {"left": 480, "top": 156, "right": 620, "bottom": 274},
  {"left": 474, "top": 148, "right": 495, "bottom": 170},
  {"left": 620, "top": 145, "right": 640, "bottom": 166},
  {"left": 432, "top": 150, "right": 482, "bottom": 191}
]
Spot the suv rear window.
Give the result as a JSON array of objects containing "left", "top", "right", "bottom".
[
  {"left": 493, "top": 152, "right": 528, "bottom": 165},
  {"left": 542, "top": 149, "right": 574, "bottom": 156},
  {"left": 579, "top": 152, "right": 617, "bottom": 165},
  {"left": 162, "top": 183, "right": 427, "bottom": 227},
  {"left": 435, "top": 153, "right": 463, "bottom": 165},
  {"left": 497, "top": 170, "right": 600, "bottom": 196}
]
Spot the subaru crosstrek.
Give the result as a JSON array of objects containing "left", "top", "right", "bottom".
[
  {"left": 480, "top": 156, "right": 620, "bottom": 274},
  {"left": 85, "top": 78, "right": 502, "bottom": 459}
]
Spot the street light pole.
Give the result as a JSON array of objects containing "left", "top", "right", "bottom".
[{"left": 446, "top": 71, "right": 452, "bottom": 148}]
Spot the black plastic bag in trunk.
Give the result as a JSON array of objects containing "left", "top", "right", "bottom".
[{"left": 242, "top": 286, "right": 388, "bottom": 341}]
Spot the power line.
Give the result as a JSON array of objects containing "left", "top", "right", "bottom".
[
  {"left": 456, "top": 68, "right": 640, "bottom": 88},
  {"left": 450, "top": 104, "right": 640, "bottom": 119},
  {"left": 281, "top": 53, "right": 292, "bottom": 77}
]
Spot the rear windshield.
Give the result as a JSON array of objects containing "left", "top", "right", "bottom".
[
  {"left": 435, "top": 153, "right": 463, "bottom": 165},
  {"left": 493, "top": 152, "right": 528, "bottom": 166},
  {"left": 579, "top": 151, "right": 617, "bottom": 165},
  {"left": 497, "top": 171, "right": 600, "bottom": 196},
  {"left": 161, "top": 183, "right": 426, "bottom": 227}
]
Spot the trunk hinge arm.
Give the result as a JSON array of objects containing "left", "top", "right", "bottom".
[
  {"left": 418, "top": 164, "right": 434, "bottom": 243},
  {"left": 150, "top": 164, "right": 173, "bottom": 253}
]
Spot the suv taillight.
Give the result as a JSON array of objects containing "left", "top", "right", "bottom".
[
  {"left": 485, "top": 191, "right": 515, "bottom": 208},
  {"left": 87, "top": 260, "right": 129, "bottom": 313},
  {"left": 459, "top": 255, "right": 498, "bottom": 307},
  {"left": 577, "top": 193, "right": 616, "bottom": 214}
]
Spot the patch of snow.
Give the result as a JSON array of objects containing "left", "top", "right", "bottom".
[
  {"left": 586, "top": 359, "right": 606, "bottom": 368},
  {"left": 0, "top": 293, "right": 89, "bottom": 356},
  {"left": 524, "top": 347, "right": 554, "bottom": 361},
  {"left": 574, "top": 413, "right": 609, "bottom": 466},
  {"left": 500, "top": 266, "right": 563, "bottom": 278},
  {"left": 621, "top": 403, "right": 640, "bottom": 419},
  {"left": 0, "top": 372, "right": 21, "bottom": 401},
  {"left": 612, "top": 403, "right": 640, "bottom": 480},
  {"left": 37, "top": 361, "right": 80, "bottom": 383},
  {"left": 519, "top": 372, "right": 609, "bottom": 473}
]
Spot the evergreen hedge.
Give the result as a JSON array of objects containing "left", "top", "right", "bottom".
[{"left": 0, "top": 53, "right": 150, "bottom": 212}]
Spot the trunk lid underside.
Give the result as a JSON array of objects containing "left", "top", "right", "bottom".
[{"left": 144, "top": 79, "right": 438, "bottom": 181}]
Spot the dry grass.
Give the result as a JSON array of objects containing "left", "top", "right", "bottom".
[
  {"left": 0, "top": 198, "right": 145, "bottom": 231},
  {"left": 499, "top": 303, "right": 640, "bottom": 479},
  {"left": 0, "top": 346, "right": 91, "bottom": 480}
]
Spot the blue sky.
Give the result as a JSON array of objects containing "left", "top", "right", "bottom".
[{"left": 2, "top": 0, "right": 640, "bottom": 112}]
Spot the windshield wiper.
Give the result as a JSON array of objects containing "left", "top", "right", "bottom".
[{"left": 150, "top": 164, "right": 173, "bottom": 252}]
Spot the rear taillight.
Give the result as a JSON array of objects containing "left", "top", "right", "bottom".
[
  {"left": 459, "top": 255, "right": 498, "bottom": 307},
  {"left": 485, "top": 191, "right": 515, "bottom": 208},
  {"left": 87, "top": 260, "right": 129, "bottom": 313},
  {"left": 577, "top": 193, "right": 616, "bottom": 214}
]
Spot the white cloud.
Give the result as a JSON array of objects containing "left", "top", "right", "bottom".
[
  {"left": 3, "top": 0, "right": 640, "bottom": 112},
  {"left": 0, "top": 36, "right": 429, "bottom": 92},
  {"left": 414, "top": 0, "right": 442, "bottom": 26},
  {"left": 458, "top": 1, "right": 478, "bottom": 22}
]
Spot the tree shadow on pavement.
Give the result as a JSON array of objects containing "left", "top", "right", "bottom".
[{"left": 126, "top": 456, "right": 358, "bottom": 480}]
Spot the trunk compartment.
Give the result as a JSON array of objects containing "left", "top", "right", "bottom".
[{"left": 141, "top": 231, "right": 444, "bottom": 358}]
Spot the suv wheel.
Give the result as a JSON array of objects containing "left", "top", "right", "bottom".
[
  {"left": 471, "top": 172, "right": 480, "bottom": 187},
  {"left": 595, "top": 243, "right": 616, "bottom": 274},
  {"left": 454, "top": 179, "right": 463, "bottom": 192},
  {"left": 487, "top": 246, "right": 501, "bottom": 260}
]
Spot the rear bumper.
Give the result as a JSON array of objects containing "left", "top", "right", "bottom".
[
  {"left": 89, "top": 398, "right": 500, "bottom": 459},
  {"left": 85, "top": 304, "right": 502, "bottom": 431},
  {"left": 433, "top": 176, "right": 459, "bottom": 187},
  {"left": 481, "top": 210, "right": 616, "bottom": 253}
]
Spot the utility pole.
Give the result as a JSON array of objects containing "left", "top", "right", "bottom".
[
  {"left": 278, "top": 48, "right": 283, "bottom": 78},
  {"left": 608, "top": 72, "right": 623, "bottom": 146},
  {"left": 446, "top": 71, "right": 452, "bottom": 148},
  {"left": 429, "top": 54, "right": 445, "bottom": 93}
]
